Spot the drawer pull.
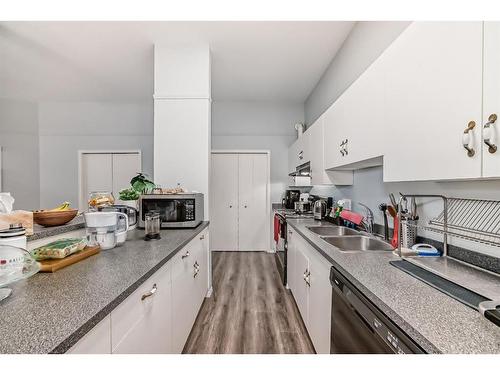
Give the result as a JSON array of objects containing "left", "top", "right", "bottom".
[
  {"left": 199, "top": 234, "right": 205, "bottom": 240},
  {"left": 141, "top": 284, "right": 157, "bottom": 301},
  {"left": 181, "top": 251, "right": 190, "bottom": 259}
]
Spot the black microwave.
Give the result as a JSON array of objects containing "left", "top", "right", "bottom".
[{"left": 138, "top": 193, "right": 204, "bottom": 228}]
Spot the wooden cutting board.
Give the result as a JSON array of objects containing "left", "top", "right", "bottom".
[{"left": 39, "top": 245, "right": 100, "bottom": 272}]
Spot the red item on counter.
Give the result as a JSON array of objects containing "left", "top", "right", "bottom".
[
  {"left": 339, "top": 210, "right": 363, "bottom": 226},
  {"left": 391, "top": 217, "right": 399, "bottom": 248}
]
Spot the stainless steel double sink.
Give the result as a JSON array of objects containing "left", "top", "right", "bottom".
[{"left": 307, "top": 225, "right": 394, "bottom": 252}]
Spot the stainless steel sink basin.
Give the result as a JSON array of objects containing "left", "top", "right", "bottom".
[
  {"left": 320, "top": 235, "right": 394, "bottom": 252},
  {"left": 307, "top": 226, "right": 359, "bottom": 236}
]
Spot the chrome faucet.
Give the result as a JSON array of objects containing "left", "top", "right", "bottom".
[{"left": 358, "top": 202, "right": 374, "bottom": 234}]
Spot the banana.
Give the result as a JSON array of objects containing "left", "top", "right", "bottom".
[{"left": 49, "top": 202, "right": 71, "bottom": 211}]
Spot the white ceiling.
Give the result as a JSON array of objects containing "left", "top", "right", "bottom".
[{"left": 0, "top": 21, "right": 354, "bottom": 102}]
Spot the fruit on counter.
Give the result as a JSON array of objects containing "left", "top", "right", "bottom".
[
  {"left": 49, "top": 201, "right": 71, "bottom": 211},
  {"left": 118, "top": 187, "right": 140, "bottom": 201}
]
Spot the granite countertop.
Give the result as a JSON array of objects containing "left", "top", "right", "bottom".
[
  {"left": 28, "top": 216, "right": 86, "bottom": 242},
  {"left": 0, "top": 222, "right": 209, "bottom": 354},
  {"left": 287, "top": 218, "right": 500, "bottom": 354}
]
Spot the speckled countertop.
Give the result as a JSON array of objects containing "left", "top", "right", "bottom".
[
  {"left": 287, "top": 218, "right": 500, "bottom": 354},
  {"left": 0, "top": 222, "right": 209, "bottom": 354}
]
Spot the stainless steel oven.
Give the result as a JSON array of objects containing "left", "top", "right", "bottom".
[
  {"left": 330, "top": 265, "right": 424, "bottom": 354},
  {"left": 138, "top": 193, "right": 204, "bottom": 228}
]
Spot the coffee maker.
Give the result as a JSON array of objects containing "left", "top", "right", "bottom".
[{"left": 282, "top": 190, "right": 300, "bottom": 209}]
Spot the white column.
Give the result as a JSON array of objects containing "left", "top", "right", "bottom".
[{"left": 153, "top": 44, "right": 211, "bottom": 217}]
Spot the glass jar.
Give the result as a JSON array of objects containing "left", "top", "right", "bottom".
[
  {"left": 144, "top": 211, "right": 161, "bottom": 240},
  {"left": 88, "top": 191, "right": 115, "bottom": 211}
]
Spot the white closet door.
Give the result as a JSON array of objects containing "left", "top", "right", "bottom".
[
  {"left": 112, "top": 153, "right": 141, "bottom": 205},
  {"left": 81, "top": 153, "right": 113, "bottom": 210},
  {"left": 210, "top": 154, "right": 239, "bottom": 251},
  {"left": 238, "top": 154, "right": 268, "bottom": 251}
]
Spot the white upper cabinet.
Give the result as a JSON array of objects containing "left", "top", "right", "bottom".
[
  {"left": 288, "top": 134, "right": 310, "bottom": 173},
  {"left": 309, "top": 115, "right": 353, "bottom": 185},
  {"left": 383, "top": 22, "right": 483, "bottom": 181},
  {"left": 482, "top": 22, "right": 500, "bottom": 177}
]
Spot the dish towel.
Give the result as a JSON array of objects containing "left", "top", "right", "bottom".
[{"left": 274, "top": 215, "right": 280, "bottom": 243}]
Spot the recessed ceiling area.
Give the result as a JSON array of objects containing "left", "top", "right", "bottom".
[{"left": 0, "top": 21, "right": 354, "bottom": 102}]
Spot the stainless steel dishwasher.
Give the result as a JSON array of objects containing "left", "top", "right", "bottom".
[{"left": 330, "top": 266, "right": 425, "bottom": 354}]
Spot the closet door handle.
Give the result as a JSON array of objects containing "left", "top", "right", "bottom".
[
  {"left": 484, "top": 114, "right": 498, "bottom": 154},
  {"left": 462, "top": 121, "right": 476, "bottom": 157}
]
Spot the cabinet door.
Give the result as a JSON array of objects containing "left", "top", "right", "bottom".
[
  {"left": 307, "top": 251, "right": 332, "bottom": 354},
  {"left": 194, "top": 229, "right": 209, "bottom": 303},
  {"left": 483, "top": 22, "right": 500, "bottom": 177},
  {"left": 324, "top": 97, "right": 352, "bottom": 170},
  {"left": 383, "top": 22, "right": 483, "bottom": 181},
  {"left": 210, "top": 153, "right": 238, "bottom": 250},
  {"left": 171, "top": 240, "right": 200, "bottom": 353},
  {"left": 111, "top": 262, "right": 172, "bottom": 354},
  {"left": 288, "top": 139, "right": 300, "bottom": 173},
  {"left": 286, "top": 228, "right": 296, "bottom": 292},
  {"left": 238, "top": 154, "right": 269, "bottom": 251},
  {"left": 293, "top": 244, "right": 310, "bottom": 325},
  {"left": 112, "top": 153, "right": 141, "bottom": 205},
  {"left": 68, "top": 315, "right": 111, "bottom": 354}
]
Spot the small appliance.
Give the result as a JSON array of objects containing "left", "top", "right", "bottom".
[
  {"left": 313, "top": 199, "right": 327, "bottom": 220},
  {"left": 144, "top": 211, "right": 161, "bottom": 241},
  {"left": 84, "top": 212, "right": 129, "bottom": 250},
  {"left": 139, "top": 193, "right": 204, "bottom": 228},
  {"left": 98, "top": 204, "right": 138, "bottom": 230},
  {"left": 282, "top": 190, "right": 300, "bottom": 209}
]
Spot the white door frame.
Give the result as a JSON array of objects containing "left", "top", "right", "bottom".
[
  {"left": 78, "top": 150, "right": 142, "bottom": 211},
  {"left": 210, "top": 150, "right": 272, "bottom": 252}
]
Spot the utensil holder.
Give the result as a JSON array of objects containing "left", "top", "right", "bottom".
[{"left": 401, "top": 219, "right": 418, "bottom": 248}]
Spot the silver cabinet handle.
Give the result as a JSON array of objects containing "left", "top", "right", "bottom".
[
  {"left": 484, "top": 114, "right": 498, "bottom": 154},
  {"left": 229, "top": 205, "right": 233, "bottom": 208},
  {"left": 181, "top": 251, "right": 190, "bottom": 259},
  {"left": 462, "top": 121, "right": 476, "bottom": 157},
  {"left": 298, "top": 150, "right": 304, "bottom": 160},
  {"left": 303, "top": 269, "right": 310, "bottom": 287},
  {"left": 199, "top": 234, "right": 205, "bottom": 240},
  {"left": 141, "top": 284, "right": 157, "bottom": 301},
  {"left": 244, "top": 205, "right": 248, "bottom": 208}
]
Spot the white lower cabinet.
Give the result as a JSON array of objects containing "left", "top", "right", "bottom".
[
  {"left": 172, "top": 228, "right": 209, "bottom": 352},
  {"left": 68, "top": 315, "right": 111, "bottom": 354},
  {"left": 68, "top": 228, "right": 209, "bottom": 354},
  {"left": 287, "top": 227, "right": 332, "bottom": 354}
]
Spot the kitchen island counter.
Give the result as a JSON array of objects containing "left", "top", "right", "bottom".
[{"left": 0, "top": 222, "right": 209, "bottom": 354}]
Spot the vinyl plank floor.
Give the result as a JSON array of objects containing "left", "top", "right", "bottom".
[{"left": 183, "top": 251, "right": 315, "bottom": 354}]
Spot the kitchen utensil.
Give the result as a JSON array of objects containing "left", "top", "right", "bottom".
[
  {"left": 144, "top": 211, "right": 161, "bottom": 240},
  {"left": 387, "top": 205, "right": 398, "bottom": 248},
  {"left": 410, "top": 197, "right": 418, "bottom": 220},
  {"left": 33, "top": 209, "right": 78, "bottom": 227},
  {"left": 294, "top": 201, "right": 311, "bottom": 214},
  {"left": 389, "top": 193, "right": 398, "bottom": 211},
  {"left": 399, "top": 193, "right": 408, "bottom": 214},
  {"left": 401, "top": 219, "right": 418, "bottom": 248},
  {"left": 378, "top": 203, "right": 389, "bottom": 241},
  {"left": 38, "top": 245, "right": 100, "bottom": 272},
  {"left": 313, "top": 199, "right": 327, "bottom": 220},
  {"left": 84, "top": 212, "right": 129, "bottom": 250},
  {"left": 0, "top": 245, "right": 40, "bottom": 301}
]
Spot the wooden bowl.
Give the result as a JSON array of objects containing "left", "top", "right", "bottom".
[{"left": 33, "top": 209, "right": 79, "bottom": 227}]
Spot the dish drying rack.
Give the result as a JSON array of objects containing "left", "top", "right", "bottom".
[{"left": 397, "top": 195, "right": 500, "bottom": 257}]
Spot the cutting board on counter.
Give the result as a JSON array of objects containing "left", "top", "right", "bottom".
[{"left": 39, "top": 245, "right": 100, "bottom": 272}]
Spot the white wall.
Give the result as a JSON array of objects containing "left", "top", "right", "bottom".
[
  {"left": 0, "top": 99, "right": 40, "bottom": 210},
  {"left": 38, "top": 101, "right": 153, "bottom": 208},
  {"left": 211, "top": 100, "right": 304, "bottom": 203}
]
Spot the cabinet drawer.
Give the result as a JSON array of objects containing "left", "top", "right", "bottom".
[{"left": 111, "top": 261, "right": 171, "bottom": 352}]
